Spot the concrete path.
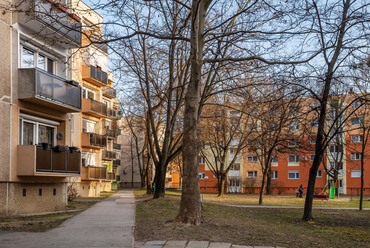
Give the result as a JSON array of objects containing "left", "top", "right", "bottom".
[
  {"left": 0, "top": 190, "right": 135, "bottom": 248},
  {"left": 136, "top": 240, "right": 285, "bottom": 248}
]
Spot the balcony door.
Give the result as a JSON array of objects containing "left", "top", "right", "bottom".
[{"left": 82, "top": 118, "right": 96, "bottom": 133}]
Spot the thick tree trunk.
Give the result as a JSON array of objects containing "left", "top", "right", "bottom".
[
  {"left": 218, "top": 176, "right": 225, "bottom": 197},
  {"left": 153, "top": 160, "right": 166, "bottom": 198},
  {"left": 266, "top": 166, "right": 272, "bottom": 195},
  {"left": 175, "top": 0, "right": 209, "bottom": 225},
  {"left": 259, "top": 174, "right": 266, "bottom": 205}
]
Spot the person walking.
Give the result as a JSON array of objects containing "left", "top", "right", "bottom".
[{"left": 298, "top": 184, "right": 304, "bottom": 198}]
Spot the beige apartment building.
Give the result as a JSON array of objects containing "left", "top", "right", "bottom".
[{"left": 0, "top": 0, "right": 121, "bottom": 216}]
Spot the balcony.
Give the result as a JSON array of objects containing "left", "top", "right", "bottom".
[
  {"left": 82, "top": 31, "right": 108, "bottom": 54},
  {"left": 103, "top": 128, "right": 117, "bottom": 139},
  {"left": 113, "top": 143, "right": 121, "bottom": 151},
  {"left": 82, "top": 98, "right": 107, "bottom": 118},
  {"left": 113, "top": 160, "right": 121, "bottom": 166},
  {"left": 102, "top": 87, "right": 117, "bottom": 98},
  {"left": 229, "top": 170, "right": 241, "bottom": 177},
  {"left": 108, "top": 108, "right": 118, "bottom": 119},
  {"left": 102, "top": 150, "right": 117, "bottom": 160},
  {"left": 106, "top": 173, "right": 116, "bottom": 181},
  {"left": 17, "top": 0, "right": 81, "bottom": 48},
  {"left": 81, "top": 166, "right": 107, "bottom": 180},
  {"left": 17, "top": 145, "right": 80, "bottom": 176},
  {"left": 82, "top": 65, "right": 108, "bottom": 87},
  {"left": 81, "top": 132, "right": 107, "bottom": 149},
  {"left": 18, "top": 68, "right": 81, "bottom": 113}
]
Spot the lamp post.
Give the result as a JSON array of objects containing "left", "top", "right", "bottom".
[{"left": 205, "top": 176, "right": 208, "bottom": 192}]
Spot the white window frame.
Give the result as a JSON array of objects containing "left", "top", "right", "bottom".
[
  {"left": 20, "top": 45, "right": 55, "bottom": 74},
  {"left": 289, "top": 121, "right": 300, "bottom": 131},
  {"left": 317, "top": 170, "right": 322, "bottom": 178},
  {"left": 247, "top": 155, "right": 258, "bottom": 162},
  {"left": 271, "top": 171, "right": 278, "bottom": 179},
  {"left": 351, "top": 153, "right": 362, "bottom": 160},
  {"left": 199, "top": 172, "right": 205, "bottom": 179},
  {"left": 288, "top": 154, "right": 300, "bottom": 163},
  {"left": 288, "top": 170, "right": 300, "bottom": 179},
  {"left": 351, "top": 170, "right": 361, "bottom": 178},
  {"left": 351, "top": 118, "right": 363, "bottom": 126},
  {"left": 310, "top": 154, "right": 315, "bottom": 161},
  {"left": 199, "top": 157, "right": 205, "bottom": 164},
  {"left": 271, "top": 155, "right": 278, "bottom": 163},
  {"left": 19, "top": 113, "right": 58, "bottom": 146},
  {"left": 310, "top": 137, "right": 316, "bottom": 144},
  {"left": 351, "top": 100, "right": 363, "bottom": 108},
  {"left": 247, "top": 171, "right": 257, "bottom": 178},
  {"left": 351, "top": 135, "right": 363, "bottom": 143}
]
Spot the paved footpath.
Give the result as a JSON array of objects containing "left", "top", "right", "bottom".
[
  {"left": 0, "top": 190, "right": 135, "bottom": 248},
  {"left": 136, "top": 240, "right": 285, "bottom": 248}
]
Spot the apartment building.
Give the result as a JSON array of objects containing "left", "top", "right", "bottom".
[
  {"left": 196, "top": 96, "right": 370, "bottom": 195},
  {"left": 0, "top": 0, "right": 83, "bottom": 215},
  {"left": 69, "top": 1, "right": 121, "bottom": 197}
]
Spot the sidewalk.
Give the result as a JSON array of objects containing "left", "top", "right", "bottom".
[
  {"left": 0, "top": 190, "right": 135, "bottom": 248},
  {"left": 136, "top": 240, "right": 285, "bottom": 248}
]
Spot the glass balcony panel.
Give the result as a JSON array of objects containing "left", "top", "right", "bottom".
[
  {"left": 67, "top": 85, "right": 81, "bottom": 108},
  {"left": 53, "top": 77, "right": 68, "bottom": 104},
  {"left": 37, "top": 71, "right": 53, "bottom": 98}
]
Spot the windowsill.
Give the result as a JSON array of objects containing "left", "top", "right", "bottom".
[
  {"left": 288, "top": 162, "right": 299, "bottom": 166},
  {"left": 271, "top": 163, "right": 278, "bottom": 167}
]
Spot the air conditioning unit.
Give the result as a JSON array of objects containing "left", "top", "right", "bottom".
[{"left": 302, "top": 156, "right": 307, "bottom": 161}]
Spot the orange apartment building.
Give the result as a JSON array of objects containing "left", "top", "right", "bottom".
[{"left": 195, "top": 95, "right": 370, "bottom": 196}]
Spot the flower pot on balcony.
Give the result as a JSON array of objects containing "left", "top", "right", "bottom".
[
  {"left": 69, "top": 146, "right": 80, "bottom": 153},
  {"left": 41, "top": 143, "right": 49, "bottom": 150},
  {"left": 55, "top": 145, "right": 66, "bottom": 152},
  {"left": 55, "top": 3, "right": 67, "bottom": 12},
  {"left": 69, "top": 13, "right": 81, "bottom": 22}
]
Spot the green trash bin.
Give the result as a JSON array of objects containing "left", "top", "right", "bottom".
[{"left": 152, "top": 183, "right": 156, "bottom": 192}]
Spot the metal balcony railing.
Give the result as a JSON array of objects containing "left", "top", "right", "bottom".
[
  {"left": 113, "top": 143, "right": 121, "bottom": 151},
  {"left": 87, "top": 98, "right": 108, "bottom": 116},
  {"left": 86, "top": 166, "right": 107, "bottom": 179},
  {"left": 102, "top": 86, "right": 117, "bottom": 98},
  {"left": 90, "top": 66, "right": 108, "bottom": 85},
  {"left": 88, "top": 132, "right": 107, "bottom": 147},
  {"left": 36, "top": 146, "right": 80, "bottom": 173},
  {"left": 113, "top": 160, "right": 121, "bottom": 166},
  {"left": 102, "top": 150, "right": 116, "bottom": 160}
]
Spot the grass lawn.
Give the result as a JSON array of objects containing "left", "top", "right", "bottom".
[
  {"left": 0, "top": 190, "right": 118, "bottom": 232},
  {"left": 135, "top": 191, "right": 370, "bottom": 247}
]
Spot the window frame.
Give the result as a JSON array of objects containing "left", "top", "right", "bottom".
[
  {"left": 288, "top": 170, "right": 300, "bottom": 179},
  {"left": 271, "top": 171, "right": 278, "bottom": 179},
  {"left": 351, "top": 170, "right": 361, "bottom": 178},
  {"left": 247, "top": 171, "right": 257, "bottom": 178},
  {"left": 20, "top": 46, "right": 55, "bottom": 74},
  {"left": 247, "top": 155, "right": 258, "bottom": 162},
  {"left": 351, "top": 152, "right": 362, "bottom": 160},
  {"left": 19, "top": 114, "right": 58, "bottom": 146},
  {"left": 288, "top": 154, "right": 300, "bottom": 163},
  {"left": 351, "top": 135, "right": 363, "bottom": 143}
]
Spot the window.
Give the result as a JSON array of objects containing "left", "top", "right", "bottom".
[
  {"left": 199, "top": 172, "right": 205, "bottom": 179},
  {"left": 310, "top": 103, "right": 321, "bottom": 110},
  {"left": 199, "top": 157, "right": 205, "bottom": 164},
  {"left": 352, "top": 100, "right": 363, "bottom": 108},
  {"left": 271, "top": 171, "right": 278, "bottom": 179},
  {"left": 351, "top": 153, "right": 362, "bottom": 160},
  {"left": 229, "top": 149, "right": 234, "bottom": 154},
  {"left": 247, "top": 171, "right": 257, "bottom": 178},
  {"left": 271, "top": 155, "right": 278, "bottom": 163},
  {"left": 289, "top": 105, "right": 299, "bottom": 115},
  {"left": 19, "top": 113, "right": 58, "bottom": 146},
  {"left": 311, "top": 120, "right": 319, "bottom": 128},
  {"left": 351, "top": 135, "right": 363, "bottom": 143},
  {"left": 351, "top": 118, "right": 363, "bottom": 126},
  {"left": 288, "top": 154, "right": 299, "bottom": 163},
  {"left": 82, "top": 118, "right": 96, "bottom": 133},
  {"left": 82, "top": 152, "right": 96, "bottom": 166},
  {"left": 247, "top": 155, "right": 258, "bottom": 162},
  {"left": 289, "top": 121, "right": 300, "bottom": 131},
  {"left": 232, "top": 163, "right": 240, "bottom": 170},
  {"left": 21, "top": 47, "right": 54, "bottom": 73},
  {"left": 288, "top": 171, "right": 299, "bottom": 179},
  {"left": 330, "top": 162, "right": 343, "bottom": 170},
  {"left": 310, "top": 137, "right": 316, "bottom": 144},
  {"left": 310, "top": 154, "right": 315, "bottom": 161},
  {"left": 82, "top": 88, "right": 95, "bottom": 100},
  {"left": 351, "top": 170, "right": 361, "bottom": 178},
  {"left": 317, "top": 170, "right": 322, "bottom": 177},
  {"left": 248, "top": 124, "right": 257, "bottom": 130},
  {"left": 288, "top": 139, "right": 299, "bottom": 148}
]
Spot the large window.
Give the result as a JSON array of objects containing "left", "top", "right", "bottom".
[
  {"left": 351, "top": 153, "right": 362, "bottom": 160},
  {"left": 82, "top": 118, "right": 96, "bottom": 133},
  {"left": 21, "top": 47, "right": 54, "bottom": 74},
  {"left": 351, "top": 170, "right": 362, "bottom": 178},
  {"left": 19, "top": 114, "right": 58, "bottom": 146},
  {"left": 232, "top": 163, "right": 240, "bottom": 170},
  {"left": 351, "top": 135, "right": 363, "bottom": 143},
  {"left": 247, "top": 171, "right": 257, "bottom": 178},
  {"left": 271, "top": 171, "right": 278, "bottom": 179},
  {"left": 288, "top": 171, "right": 300, "bottom": 179},
  {"left": 288, "top": 154, "right": 300, "bottom": 163},
  {"left": 351, "top": 118, "right": 363, "bottom": 126},
  {"left": 247, "top": 155, "right": 258, "bottom": 162}
]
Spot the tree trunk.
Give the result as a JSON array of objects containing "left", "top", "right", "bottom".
[
  {"left": 175, "top": 0, "right": 209, "bottom": 225},
  {"left": 153, "top": 159, "right": 166, "bottom": 198},
  {"left": 259, "top": 174, "right": 266, "bottom": 205},
  {"left": 266, "top": 166, "right": 272, "bottom": 195},
  {"left": 218, "top": 176, "right": 225, "bottom": 197}
]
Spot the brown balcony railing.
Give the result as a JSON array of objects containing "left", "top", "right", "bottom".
[
  {"left": 36, "top": 147, "right": 80, "bottom": 173},
  {"left": 107, "top": 173, "right": 116, "bottom": 180},
  {"left": 82, "top": 98, "right": 107, "bottom": 117},
  {"left": 103, "top": 128, "right": 117, "bottom": 139},
  {"left": 18, "top": 68, "right": 81, "bottom": 112},
  {"left": 86, "top": 166, "right": 107, "bottom": 179},
  {"left": 113, "top": 143, "right": 121, "bottom": 151},
  {"left": 102, "top": 150, "right": 116, "bottom": 160},
  {"left": 102, "top": 86, "right": 117, "bottom": 98},
  {"left": 113, "top": 160, "right": 121, "bottom": 166},
  {"left": 17, "top": 0, "right": 81, "bottom": 48}
]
